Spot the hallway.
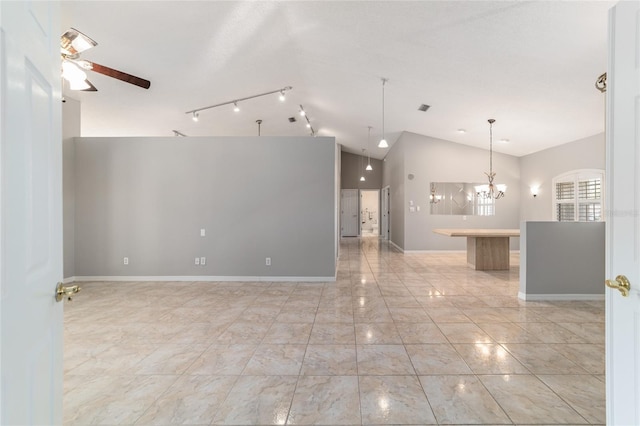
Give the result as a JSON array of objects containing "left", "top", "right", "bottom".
[{"left": 64, "top": 238, "right": 604, "bottom": 425}]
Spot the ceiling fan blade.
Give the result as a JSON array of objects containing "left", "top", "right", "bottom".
[
  {"left": 61, "top": 28, "right": 97, "bottom": 56},
  {"left": 87, "top": 61, "right": 151, "bottom": 89}
]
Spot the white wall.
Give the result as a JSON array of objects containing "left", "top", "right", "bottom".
[{"left": 519, "top": 133, "right": 605, "bottom": 221}]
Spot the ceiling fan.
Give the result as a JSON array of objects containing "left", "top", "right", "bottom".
[{"left": 61, "top": 28, "right": 151, "bottom": 91}]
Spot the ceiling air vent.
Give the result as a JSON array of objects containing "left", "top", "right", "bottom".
[
  {"left": 288, "top": 117, "right": 297, "bottom": 123},
  {"left": 418, "top": 104, "right": 431, "bottom": 112}
]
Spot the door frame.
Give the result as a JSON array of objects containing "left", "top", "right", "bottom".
[{"left": 381, "top": 185, "right": 390, "bottom": 240}]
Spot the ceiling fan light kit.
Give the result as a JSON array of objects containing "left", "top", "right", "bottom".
[{"left": 61, "top": 28, "right": 151, "bottom": 92}]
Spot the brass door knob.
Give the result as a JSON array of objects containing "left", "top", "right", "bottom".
[
  {"left": 605, "top": 275, "right": 630, "bottom": 297},
  {"left": 56, "top": 282, "right": 81, "bottom": 302}
]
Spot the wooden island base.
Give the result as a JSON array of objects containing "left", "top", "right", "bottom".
[
  {"left": 433, "top": 229, "right": 520, "bottom": 271},
  {"left": 467, "top": 236, "right": 510, "bottom": 270}
]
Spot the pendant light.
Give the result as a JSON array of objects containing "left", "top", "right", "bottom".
[
  {"left": 475, "top": 119, "right": 506, "bottom": 199},
  {"left": 378, "top": 78, "right": 389, "bottom": 148},
  {"left": 360, "top": 149, "right": 366, "bottom": 182},
  {"left": 366, "top": 126, "right": 373, "bottom": 171}
]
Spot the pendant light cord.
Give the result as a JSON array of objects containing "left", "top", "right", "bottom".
[
  {"left": 488, "top": 118, "right": 495, "bottom": 177},
  {"left": 367, "top": 126, "right": 372, "bottom": 163},
  {"left": 382, "top": 79, "right": 386, "bottom": 140}
]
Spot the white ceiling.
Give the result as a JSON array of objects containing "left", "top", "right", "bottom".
[{"left": 61, "top": 1, "right": 613, "bottom": 159}]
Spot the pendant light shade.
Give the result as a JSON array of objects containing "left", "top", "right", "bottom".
[{"left": 378, "top": 78, "right": 389, "bottom": 148}]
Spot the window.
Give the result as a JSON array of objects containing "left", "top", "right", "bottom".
[{"left": 552, "top": 170, "right": 604, "bottom": 222}]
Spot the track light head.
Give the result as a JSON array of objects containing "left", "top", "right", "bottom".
[
  {"left": 192, "top": 112, "right": 199, "bottom": 122},
  {"left": 233, "top": 102, "right": 240, "bottom": 112},
  {"left": 299, "top": 109, "right": 306, "bottom": 116},
  {"left": 279, "top": 91, "right": 286, "bottom": 102}
]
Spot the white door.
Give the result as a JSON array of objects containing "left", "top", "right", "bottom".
[
  {"left": 606, "top": 1, "right": 640, "bottom": 424},
  {"left": 1, "top": 1, "right": 64, "bottom": 424},
  {"left": 341, "top": 189, "right": 359, "bottom": 237},
  {"left": 381, "top": 186, "right": 390, "bottom": 240}
]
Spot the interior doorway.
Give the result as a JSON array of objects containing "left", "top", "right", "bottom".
[{"left": 360, "top": 190, "right": 380, "bottom": 237}]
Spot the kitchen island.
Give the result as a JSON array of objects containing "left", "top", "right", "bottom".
[{"left": 432, "top": 228, "right": 520, "bottom": 270}]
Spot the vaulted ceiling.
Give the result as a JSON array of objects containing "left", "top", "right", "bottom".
[{"left": 61, "top": 1, "right": 613, "bottom": 159}]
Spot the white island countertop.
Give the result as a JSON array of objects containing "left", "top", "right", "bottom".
[{"left": 433, "top": 228, "right": 520, "bottom": 238}]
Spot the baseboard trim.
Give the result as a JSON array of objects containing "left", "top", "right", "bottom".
[
  {"left": 518, "top": 292, "right": 605, "bottom": 301},
  {"left": 67, "top": 275, "right": 335, "bottom": 283},
  {"left": 403, "top": 249, "right": 467, "bottom": 254},
  {"left": 388, "top": 240, "right": 404, "bottom": 252}
]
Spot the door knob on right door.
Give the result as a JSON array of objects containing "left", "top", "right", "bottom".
[{"left": 605, "top": 275, "right": 630, "bottom": 297}]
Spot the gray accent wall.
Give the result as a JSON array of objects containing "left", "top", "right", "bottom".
[
  {"left": 384, "top": 132, "right": 521, "bottom": 251},
  {"left": 62, "top": 97, "right": 80, "bottom": 279},
  {"left": 519, "top": 133, "right": 605, "bottom": 221},
  {"left": 520, "top": 221, "right": 605, "bottom": 298},
  {"left": 73, "top": 136, "right": 336, "bottom": 278},
  {"left": 341, "top": 151, "right": 383, "bottom": 189}
]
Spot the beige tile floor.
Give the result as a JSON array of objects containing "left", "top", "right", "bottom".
[{"left": 64, "top": 237, "right": 605, "bottom": 425}]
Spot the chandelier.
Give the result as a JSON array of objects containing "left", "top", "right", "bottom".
[
  {"left": 429, "top": 183, "right": 442, "bottom": 204},
  {"left": 476, "top": 119, "right": 506, "bottom": 199}
]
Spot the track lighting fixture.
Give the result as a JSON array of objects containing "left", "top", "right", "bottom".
[
  {"left": 299, "top": 105, "right": 316, "bottom": 136},
  {"left": 378, "top": 78, "right": 389, "bottom": 148},
  {"left": 172, "top": 130, "right": 187, "bottom": 137},
  {"left": 192, "top": 112, "right": 199, "bottom": 122},
  {"left": 366, "top": 126, "right": 373, "bottom": 171},
  {"left": 185, "top": 86, "right": 292, "bottom": 120},
  {"left": 279, "top": 90, "right": 286, "bottom": 102}
]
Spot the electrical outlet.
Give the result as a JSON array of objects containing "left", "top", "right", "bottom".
[
  {"left": 123, "top": 257, "right": 129, "bottom": 265},
  {"left": 265, "top": 257, "right": 271, "bottom": 266},
  {"left": 195, "top": 257, "right": 200, "bottom": 265},
  {"left": 200, "top": 257, "right": 206, "bottom": 265},
  {"left": 200, "top": 228, "right": 206, "bottom": 237}
]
